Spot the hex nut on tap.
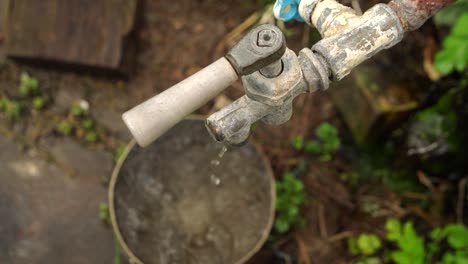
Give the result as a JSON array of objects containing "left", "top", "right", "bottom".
[
  {"left": 225, "top": 24, "right": 286, "bottom": 76},
  {"left": 257, "top": 29, "right": 277, "bottom": 47}
]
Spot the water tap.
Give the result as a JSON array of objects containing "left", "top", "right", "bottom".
[
  {"left": 122, "top": 0, "right": 454, "bottom": 147},
  {"left": 206, "top": 39, "right": 330, "bottom": 145}
]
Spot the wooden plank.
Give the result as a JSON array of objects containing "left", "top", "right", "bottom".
[
  {"left": 4, "top": 0, "right": 137, "bottom": 69},
  {"left": 0, "top": 0, "right": 9, "bottom": 65}
]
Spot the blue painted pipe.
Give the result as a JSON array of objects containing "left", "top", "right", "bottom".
[{"left": 274, "top": 0, "right": 304, "bottom": 22}]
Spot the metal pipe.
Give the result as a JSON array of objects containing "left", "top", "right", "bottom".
[
  {"left": 206, "top": 96, "right": 271, "bottom": 145},
  {"left": 311, "top": 4, "right": 404, "bottom": 80},
  {"left": 260, "top": 60, "right": 283, "bottom": 78},
  {"left": 310, "top": 0, "right": 358, "bottom": 38},
  {"left": 122, "top": 58, "right": 238, "bottom": 147},
  {"left": 388, "top": 0, "right": 456, "bottom": 31}
]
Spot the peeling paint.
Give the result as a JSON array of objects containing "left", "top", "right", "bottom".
[
  {"left": 311, "top": 0, "right": 359, "bottom": 38},
  {"left": 312, "top": 4, "right": 404, "bottom": 80}
]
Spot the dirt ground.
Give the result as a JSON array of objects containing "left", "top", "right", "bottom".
[{"left": 0, "top": 0, "right": 460, "bottom": 263}]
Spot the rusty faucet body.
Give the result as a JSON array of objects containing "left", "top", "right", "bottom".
[{"left": 123, "top": 0, "right": 454, "bottom": 147}]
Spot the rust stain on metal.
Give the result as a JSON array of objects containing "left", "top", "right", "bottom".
[{"left": 389, "top": 0, "right": 455, "bottom": 31}]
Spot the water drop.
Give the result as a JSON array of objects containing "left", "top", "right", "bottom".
[
  {"left": 218, "top": 146, "right": 228, "bottom": 159},
  {"left": 210, "top": 174, "right": 221, "bottom": 186},
  {"left": 210, "top": 160, "right": 220, "bottom": 166}
]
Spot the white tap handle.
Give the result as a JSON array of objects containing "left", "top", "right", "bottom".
[{"left": 122, "top": 58, "right": 238, "bottom": 147}]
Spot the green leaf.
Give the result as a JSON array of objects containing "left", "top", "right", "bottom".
[
  {"left": 291, "top": 179, "right": 304, "bottom": 192},
  {"left": 291, "top": 135, "right": 304, "bottom": 150},
  {"left": 56, "top": 120, "right": 73, "bottom": 136},
  {"left": 305, "top": 140, "right": 321, "bottom": 153},
  {"left": 274, "top": 217, "right": 291, "bottom": 233},
  {"left": 323, "top": 137, "right": 341, "bottom": 152},
  {"left": 452, "top": 13, "right": 468, "bottom": 36},
  {"left": 114, "top": 145, "right": 126, "bottom": 162},
  {"left": 70, "top": 102, "right": 87, "bottom": 117},
  {"left": 85, "top": 131, "right": 98, "bottom": 142},
  {"left": 442, "top": 252, "right": 455, "bottom": 264},
  {"left": 357, "top": 234, "right": 382, "bottom": 255},
  {"left": 454, "top": 250, "right": 468, "bottom": 264},
  {"left": 286, "top": 206, "right": 299, "bottom": 219},
  {"left": 385, "top": 218, "right": 401, "bottom": 241},
  {"left": 400, "top": 222, "right": 425, "bottom": 254},
  {"left": 19, "top": 85, "right": 30, "bottom": 97},
  {"left": 290, "top": 192, "right": 305, "bottom": 205},
  {"left": 358, "top": 257, "right": 382, "bottom": 264},
  {"left": 316, "top": 122, "right": 338, "bottom": 140},
  {"left": 434, "top": 0, "right": 468, "bottom": 26},
  {"left": 427, "top": 242, "right": 440, "bottom": 256},
  {"left": 82, "top": 119, "right": 94, "bottom": 129},
  {"left": 430, "top": 227, "right": 444, "bottom": 241},
  {"left": 32, "top": 96, "right": 45, "bottom": 110},
  {"left": 4, "top": 100, "right": 21, "bottom": 121},
  {"left": 444, "top": 224, "right": 468, "bottom": 249},
  {"left": 319, "top": 154, "right": 332, "bottom": 162},
  {"left": 435, "top": 13, "right": 468, "bottom": 75},
  {"left": 274, "top": 172, "right": 306, "bottom": 234},
  {"left": 19, "top": 72, "right": 39, "bottom": 97},
  {"left": 275, "top": 196, "right": 289, "bottom": 211},
  {"left": 391, "top": 251, "right": 415, "bottom": 264},
  {"left": 348, "top": 237, "right": 360, "bottom": 256},
  {"left": 99, "top": 202, "right": 111, "bottom": 224}
]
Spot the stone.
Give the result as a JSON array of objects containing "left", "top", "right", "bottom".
[
  {"left": 4, "top": 0, "right": 137, "bottom": 70},
  {"left": 47, "top": 138, "right": 113, "bottom": 179},
  {"left": 0, "top": 135, "right": 116, "bottom": 264}
]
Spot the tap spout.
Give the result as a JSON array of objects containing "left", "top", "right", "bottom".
[{"left": 206, "top": 96, "right": 271, "bottom": 145}]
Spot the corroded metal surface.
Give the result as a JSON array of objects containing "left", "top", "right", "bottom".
[
  {"left": 388, "top": 0, "right": 456, "bottom": 31},
  {"left": 310, "top": 0, "right": 359, "bottom": 38},
  {"left": 312, "top": 4, "right": 404, "bottom": 80},
  {"left": 225, "top": 24, "right": 286, "bottom": 76},
  {"left": 207, "top": 48, "right": 321, "bottom": 145}
]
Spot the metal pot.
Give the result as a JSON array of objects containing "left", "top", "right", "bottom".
[{"left": 109, "top": 117, "right": 275, "bottom": 264}]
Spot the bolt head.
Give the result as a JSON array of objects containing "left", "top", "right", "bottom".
[{"left": 257, "top": 29, "right": 277, "bottom": 47}]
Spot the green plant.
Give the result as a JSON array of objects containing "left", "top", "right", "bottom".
[
  {"left": 114, "top": 235, "right": 121, "bottom": 264},
  {"left": 349, "top": 219, "right": 468, "bottom": 264},
  {"left": 99, "top": 202, "right": 111, "bottom": 225},
  {"left": 0, "top": 98, "right": 21, "bottom": 121},
  {"left": 19, "top": 72, "right": 39, "bottom": 97},
  {"left": 355, "top": 257, "right": 382, "bottom": 264},
  {"left": 306, "top": 122, "right": 341, "bottom": 161},
  {"left": 349, "top": 234, "right": 383, "bottom": 256},
  {"left": 56, "top": 120, "right": 73, "bottom": 136},
  {"left": 0, "top": 97, "right": 7, "bottom": 111},
  {"left": 82, "top": 119, "right": 94, "bottom": 129},
  {"left": 434, "top": 13, "right": 468, "bottom": 75},
  {"left": 32, "top": 96, "right": 45, "bottom": 110},
  {"left": 385, "top": 219, "right": 426, "bottom": 264},
  {"left": 291, "top": 122, "right": 341, "bottom": 161},
  {"left": 70, "top": 102, "right": 87, "bottom": 117},
  {"left": 85, "top": 131, "right": 98, "bottom": 142},
  {"left": 114, "top": 145, "right": 126, "bottom": 162},
  {"left": 274, "top": 172, "right": 305, "bottom": 234},
  {"left": 434, "top": 0, "right": 468, "bottom": 26},
  {"left": 431, "top": 224, "right": 468, "bottom": 264},
  {"left": 291, "top": 135, "right": 304, "bottom": 150}
]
